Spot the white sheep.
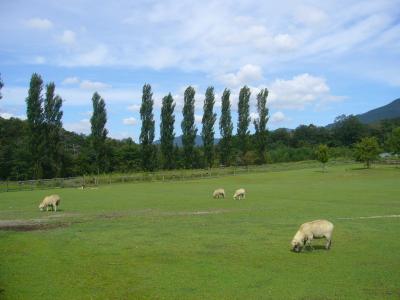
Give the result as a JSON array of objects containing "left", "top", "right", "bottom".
[
  {"left": 213, "top": 188, "right": 225, "bottom": 199},
  {"left": 291, "top": 219, "right": 334, "bottom": 252},
  {"left": 39, "top": 194, "right": 61, "bottom": 212},
  {"left": 233, "top": 188, "right": 246, "bottom": 200}
]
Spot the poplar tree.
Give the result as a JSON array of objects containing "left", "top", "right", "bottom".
[
  {"left": 254, "top": 88, "right": 269, "bottom": 163},
  {"left": 160, "top": 93, "right": 175, "bottom": 169},
  {"left": 44, "top": 82, "right": 63, "bottom": 177},
  {"left": 26, "top": 73, "right": 45, "bottom": 178},
  {"left": 219, "top": 89, "right": 233, "bottom": 166},
  {"left": 90, "top": 92, "right": 108, "bottom": 174},
  {"left": 139, "top": 84, "right": 156, "bottom": 171},
  {"left": 237, "top": 86, "right": 251, "bottom": 159},
  {"left": 0, "top": 73, "right": 3, "bottom": 100},
  {"left": 181, "top": 86, "right": 197, "bottom": 168},
  {"left": 201, "top": 87, "right": 216, "bottom": 168}
]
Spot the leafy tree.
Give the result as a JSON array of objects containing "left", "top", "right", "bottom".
[
  {"left": 237, "top": 86, "right": 251, "bottom": 161},
  {"left": 181, "top": 86, "right": 197, "bottom": 168},
  {"left": 26, "top": 73, "right": 45, "bottom": 178},
  {"left": 43, "top": 82, "right": 63, "bottom": 177},
  {"left": 0, "top": 73, "right": 3, "bottom": 100},
  {"left": 254, "top": 88, "right": 269, "bottom": 163},
  {"left": 354, "top": 137, "right": 380, "bottom": 168},
  {"left": 219, "top": 89, "right": 233, "bottom": 166},
  {"left": 388, "top": 127, "right": 400, "bottom": 155},
  {"left": 139, "top": 84, "right": 156, "bottom": 171},
  {"left": 160, "top": 93, "right": 175, "bottom": 169},
  {"left": 201, "top": 87, "right": 217, "bottom": 168},
  {"left": 333, "top": 115, "right": 366, "bottom": 146},
  {"left": 315, "top": 144, "right": 329, "bottom": 171},
  {"left": 90, "top": 92, "right": 108, "bottom": 174}
]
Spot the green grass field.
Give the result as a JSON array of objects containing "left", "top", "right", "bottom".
[{"left": 1, "top": 163, "right": 399, "bottom": 299}]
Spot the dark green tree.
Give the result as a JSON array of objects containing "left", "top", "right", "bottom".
[
  {"left": 388, "top": 127, "right": 400, "bottom": 155},
  {"left": 0, "top": 73, "right": 3, "bottom": 100},
  {"left": 43, "top": 82, "right": 63, "bottom": 177},
  {"left": 160, "top": 93, "right": 175, "bottom": 169},
  {"left": 181, "top": 86, "right": 197, "bottom": 168},
  {"left": 140, "top": 84, "right": 156, "bottom": 171},
  {"left": 354, "top": 137, "right": 380, "bottom": 168},
  {"left": 237, "top": 86, "right": 251, "bottom": 161},
  {"left": 201, "top": 87, "right": 217, "bottom": 168},
  {"left": 315, "top": 144, "right": 329, "bottom": 171},
  {"left": 90, "top": 92, "right": 108, "bottom": 174},
  {"left": 254, "top": 88, "right": 269, "bottom": 163},
  {"left": 26, "top": 73, "right": 45, "bottom": 178},
  {"left": 219, "top": 89, "right": 233, "bottom": 166}
]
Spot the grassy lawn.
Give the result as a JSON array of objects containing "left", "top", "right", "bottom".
[{"left": 0, "top": 163, "right": 399, "bottom": 299}]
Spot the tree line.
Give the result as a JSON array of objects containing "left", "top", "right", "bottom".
[{"left": 0, "top": 73, "right": 399, "bottom": 180}]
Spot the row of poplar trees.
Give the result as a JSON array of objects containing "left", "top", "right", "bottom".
[
  {"left": 140, "top": 84, "right": 269, "bottom": 171},
  {"left": 24, "top": 73, "right": 269, "bottom": 176},
  {"left": 25, "top": 73, "right": 108, "bottom": 178}
]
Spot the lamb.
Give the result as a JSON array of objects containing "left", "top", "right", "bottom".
[
  {"left": 291, "top": 219, "right": 334, "bottom": 252},
  {"left": 39, "top": 194, "right": 61, "bottom": 212},
  {"left": 213, "top": 188, "right": 225, "bottom": 199},
  {"left": 233, "top": 188, "right": 246, "bottom": 200}
]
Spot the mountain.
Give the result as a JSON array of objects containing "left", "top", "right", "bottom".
[
  {"left": 356, "top": 98, "right": 400, "bottom": 124},
  {"left": 155, "top": 135, "right": 220, "bottom": 147}
]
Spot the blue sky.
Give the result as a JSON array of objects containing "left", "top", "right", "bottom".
[{"left": 1, "top": 0, "right": 399, "bottom": 141}]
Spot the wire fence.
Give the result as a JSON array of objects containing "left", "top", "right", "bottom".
[{"left": 0, "top": 159, "right": 391, "bottom": 193}]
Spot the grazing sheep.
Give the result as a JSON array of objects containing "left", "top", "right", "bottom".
[
  {"left": 291, "top": 219, "right": 334, "bottom": 252},
  {"left": 213, "top": 188, "right": 225, "bottom": 199},
  {"left": 233, "top": 188, "right": 246, "bottom": 200},
  {"left": 39, "top": 194, "right": 61, "bottom": 212}
]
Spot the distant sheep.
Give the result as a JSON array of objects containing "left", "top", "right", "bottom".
[
  {"left": 291, "top": 219, "right": 334, "bottom": 252},
  {"left": 39, "top": 194, "right": 61, "bottom": 212},
  {"left": 213, "top": 188, "right": 225, "bottom": 199},
  {"left": 233, "top": 188, "right": 246, "bottom": 200}
]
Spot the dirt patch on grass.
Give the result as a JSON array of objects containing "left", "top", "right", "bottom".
[{"left": 0, "top": 220, "right": 70, "bottom": 232}]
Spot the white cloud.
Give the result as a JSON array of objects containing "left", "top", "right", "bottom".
[
  {"left": 268, "top": 73, "right": 342, "bottom": 110},
  {"left": 128, "top": 104, "right": 141, "bottom": 112},
  {"left": 60, "top": 45, "right": 112, "bottom": 67},
  {"left": 219, "top": 64, "right": 263, "bottom": 87},
  {"left": 250, "top": 112, "right": 258, "bottom": 122},
  {"left": 194, "top": 114, "right": 202, "bottom": 124},
  {"left": 270, "top": 111, "right": 288, "bottom": 123},
  {"left": 59, "top": 30, "right": 76, "bottom": 45},
  {"left": 273, "top": 34, "right": 297, "bottom": 51},
  {"left": 294, "top": 6, "right": 327, "bottom": 25},
  {"left": 123, "top": 117, "right": 138, "bottom": 125},
  {"left": 64, "top": 119, "right": 91, "bottom": 134},
  {"left": 80, "top": 80, "right": 111, "bottom": 90},
  {"left": 62, "top": 77, "right": 80, "bottom": 85},
  {"left": 25, "top": 18, "right": 53, "bottom": 30},
  {"left": 0, "top": 112, "right": 26, "bottom": 120},
  {"left": 33, "top": 56, "right": 46, "bottom": 64}
]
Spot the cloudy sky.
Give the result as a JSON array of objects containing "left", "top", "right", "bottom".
[{"left": 1, "top": 0, "right": 399, "bottom": 140}]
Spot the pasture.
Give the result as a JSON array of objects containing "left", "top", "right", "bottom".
[{"left": 0, "top": 163, "right": 399, "bottom": 299}]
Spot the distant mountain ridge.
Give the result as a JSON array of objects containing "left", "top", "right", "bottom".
[{"left": 356, "top": 98, "right": 400, "bottom": 124}]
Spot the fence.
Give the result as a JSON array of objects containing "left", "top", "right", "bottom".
[{"left": 0, "top": 160, "right": 357, "bottom": 193}]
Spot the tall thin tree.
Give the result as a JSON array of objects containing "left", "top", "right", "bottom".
[
  {"left": 44, "top": 82, "right": 63, "bottom": 177},
  {"left": 254, "top": 88, "right": 269, "bottom": 163},
  {"left": 219, "top": 89, "right": 233, "bottom": 166},
  {"left": 26, "top": 73, "right": 45, "bottom": 178},
  {"left": 0, "top": 73, "right": 3, "bottom": 100},
  {"left": 201, "top": 87, "right": 216, "bottom": 168},
  {"left": 181, "top": 86, "right": 197, "bottom": 169},
  {"left": 139, "top": 84, "right": 156, "bottom": 171},
  {"left": 237, "top": 85, "right": 251, "bottom": 159},
  {"left": 160, "top": 93, "right": 175, "bottom": 169},
  {"left": 90, "top": 92, "right": 108, "bottom": 174}
]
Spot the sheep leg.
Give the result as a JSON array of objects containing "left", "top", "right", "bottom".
[
  {"left": 325, "top": 238, "right": 332, "bottom": 250},
  {"left": 46, "top": 206, "right": 49, "bottom": 212},
  {"left": 54, "top": 204, "right": 57, "bottom": 212}
]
